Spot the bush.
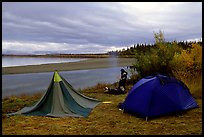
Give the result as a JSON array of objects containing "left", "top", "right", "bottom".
[
  {"left": 170, "top": 43, "right": 202, "bottom": 79},
  {"left": 133, "top": 31, "right": 182, "bottom": 77},
  {"left": 170, "top": 43, "right": 202, "bottom": 98}
]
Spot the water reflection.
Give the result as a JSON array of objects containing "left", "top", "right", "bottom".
[{"left": 2, "top": 67, "right": 129, "bottom": 98}]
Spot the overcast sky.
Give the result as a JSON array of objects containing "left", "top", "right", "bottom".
[{"left": 2, "top": 2, "right": 202, "bottom": 54}]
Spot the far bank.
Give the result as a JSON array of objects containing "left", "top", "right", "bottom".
[{"left": 2, "top": 58, "right": 135, "bottom": 75}]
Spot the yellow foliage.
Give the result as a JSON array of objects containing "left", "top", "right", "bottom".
[
  {"left": 171, "top": 43, "right": 202, "bottom": 78},
  {"left": 170, "top": 43, "right": 202, "bottom": 97}
]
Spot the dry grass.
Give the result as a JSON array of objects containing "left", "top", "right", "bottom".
[{"left": 2, "top": 82, "right": 202, "bottom": 135}]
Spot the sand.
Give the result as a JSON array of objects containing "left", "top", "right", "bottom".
[{"left": 2, "top": 58, "right": 135, "bottom": 75}]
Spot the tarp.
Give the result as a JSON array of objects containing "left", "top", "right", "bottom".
[
  {"left": 118, "top": 74, "right": 198, "bottom": 119},
  {"left": 7, "top": 71, "right": 101, "bottom": 117}
]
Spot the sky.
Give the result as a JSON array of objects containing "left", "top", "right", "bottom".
[{"left": 2, "top": 2, "right": 202, "bottom": 54}]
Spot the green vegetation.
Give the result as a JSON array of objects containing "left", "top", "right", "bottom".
[{"left": 108, "top": 31, "right": 202, "bottom": 59}]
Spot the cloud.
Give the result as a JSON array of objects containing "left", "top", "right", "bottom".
[
  {"left": 2, "top": 40, "right": 120, "bottom": 54},
  {"left": 2, "top": 2, "right": 202, "bottom": 54}
]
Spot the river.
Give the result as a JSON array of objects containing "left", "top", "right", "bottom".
[
  {"left": 2, "top": 56, "right": 136, "bottom": 98},
  {"left": 2, "top": 56, "right": 86, "bottom": 67},
  {"left": 2, "top": 67, "right": 133, "bottom": 99}
]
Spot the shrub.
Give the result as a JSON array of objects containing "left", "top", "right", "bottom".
[
  {"left": 133, "top": 31, "right": 182, "bottom": 77},
  {"left": 170, "top": 43, "right": 202, "bottom": 79},
  {"left": 170, "top": 43, "right": 202, "bottom": 98}
]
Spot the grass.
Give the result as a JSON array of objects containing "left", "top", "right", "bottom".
[
  {"left": 181, "top": 74, "right": 202, "bottom": 99},
  {"left": 2, "top": 79, "right": 202, "bottom": 135}
]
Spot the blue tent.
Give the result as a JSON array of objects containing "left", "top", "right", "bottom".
[{"left": 118, "top": 74, "right": 198, "bottom": 119}]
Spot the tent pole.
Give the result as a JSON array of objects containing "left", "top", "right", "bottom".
[{"left": 122, "top": 109, "right": 124, "bottom": 113}]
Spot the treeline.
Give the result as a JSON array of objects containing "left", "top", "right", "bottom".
[
  {"left": 108, "top": 40, "right": 202, "bottom": 58},
  {"left": 47, "top": 53, "right": 110, "bottom": 58}
]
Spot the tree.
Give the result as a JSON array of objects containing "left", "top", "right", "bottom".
[
  {"left": 133, "top": 30, "right": 182, "bottom": 78},
  {"left": 154, "top": 30, "right": 165, "bottom": 44}
]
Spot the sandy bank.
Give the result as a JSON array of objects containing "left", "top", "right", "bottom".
[{"left": 2, "top": 58, "right": 135, "bottom": 75}]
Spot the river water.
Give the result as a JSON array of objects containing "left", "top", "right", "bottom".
[
  {"left": 2, "top": 67, "right": 133, "bottom": 99},
  {"left": 2, "top": 56, "right": 135, "bottom": 99},
  {"left": 2, "top": 56, "right": 86, "bottom": 67}
]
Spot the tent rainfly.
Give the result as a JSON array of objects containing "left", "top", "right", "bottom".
[
  {"left": 7, "top": 71, "right": 101, "bottom": 117},
  {"left": 118, "top": 74, "right": 199, "bottom": 120}
]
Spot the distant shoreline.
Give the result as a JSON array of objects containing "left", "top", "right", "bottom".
[
  {"left": 2, "top": 53, "right": 135, "bottom": 58},
  {"left": 2, "top": 58, "right": 135, "bottom": 75},
  {"left": 2, "top": 53, "right": 111, "bottom": 58}
]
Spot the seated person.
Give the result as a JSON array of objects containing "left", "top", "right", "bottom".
[{"left": 104, "top": 69, "right": 128, "bottom": 95}]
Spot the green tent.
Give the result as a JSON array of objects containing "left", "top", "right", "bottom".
[{"left": 7, "top": 71, "right": 101, "bottom": 117}]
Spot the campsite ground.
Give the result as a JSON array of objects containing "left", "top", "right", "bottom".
[
  {"left": 2, "top": 82, "right": 202, "bottom": 135},
  {"left": 2, "top": 58, "right": 202, "bottom": 135}
]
